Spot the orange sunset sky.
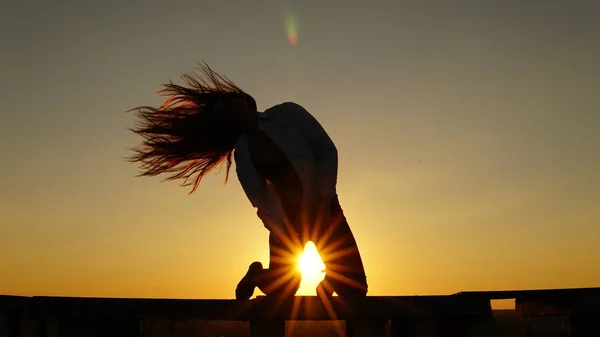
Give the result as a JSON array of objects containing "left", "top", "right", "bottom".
[{"left": 1, "top": 1, "right": 599, "bottom": 306}]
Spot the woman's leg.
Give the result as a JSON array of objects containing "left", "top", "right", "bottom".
[
  {"left": 255, "top": 231, "right": 302, "bottom": 297},
  {"left": 235, "top": 261, "right": 264, "bottom": 300},
  {"left": 235, "top": 231, "right": 302, "bottom": 299},
  {"left": 314, "top": 195, "right": 368, "bottom": 297}
]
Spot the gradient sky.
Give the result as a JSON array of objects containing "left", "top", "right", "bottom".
[{"left": 1, "top": 1, "right": 599, "bottom": 304}]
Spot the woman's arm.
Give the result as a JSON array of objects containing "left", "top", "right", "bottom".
[{"left": 234, "top": 141, "right": 289, "bottom": 232}]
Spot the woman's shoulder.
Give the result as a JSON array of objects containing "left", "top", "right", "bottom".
[
  {"left": 266, "top": 101, "right": 304, "bottom": 112},
  {"left": 264, "top": 102, "right": 313, "bottom": 121}
]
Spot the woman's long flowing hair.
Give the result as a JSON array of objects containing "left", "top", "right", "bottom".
[{"left": 127, "top": 62, "right": 256, "bottom": 194}]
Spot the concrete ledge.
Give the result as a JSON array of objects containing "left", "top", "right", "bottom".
[
  {"left": 23, "top": 295, "right": 492, "bottom": 321},
  {"left": 2, "top": 288, "right": 599, "bottom": 337}
]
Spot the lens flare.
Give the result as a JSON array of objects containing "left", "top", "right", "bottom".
[{"left": 285, "top": 13, "right": 299, "bottom": 45}]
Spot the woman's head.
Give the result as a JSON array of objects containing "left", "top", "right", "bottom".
[{"left": 127, "top": 62, "right": 256, "bottom": 193}]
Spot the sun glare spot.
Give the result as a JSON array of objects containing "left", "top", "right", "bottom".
[{"left": 296, "top": 242, "right": 326, "bottom": 295}]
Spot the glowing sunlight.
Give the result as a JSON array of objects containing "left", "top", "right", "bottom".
[{"left": 296, "top": 242, "right": 326, "bottom": 295}]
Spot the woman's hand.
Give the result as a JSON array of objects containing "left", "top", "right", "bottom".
[
  {"left": 259, "top": 208, "right": 302, "bottom": 244},
  {"left": 257, "top": 208, "right": 285, "bottom": 232}
]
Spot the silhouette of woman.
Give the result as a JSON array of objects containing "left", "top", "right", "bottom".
[{"left": 128, "top": 63, "right": 368, "bottom": 300}]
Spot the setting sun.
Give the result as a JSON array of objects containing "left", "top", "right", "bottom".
[{"left": 296, "top": 242, "right": 326, "bottom": 295}]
